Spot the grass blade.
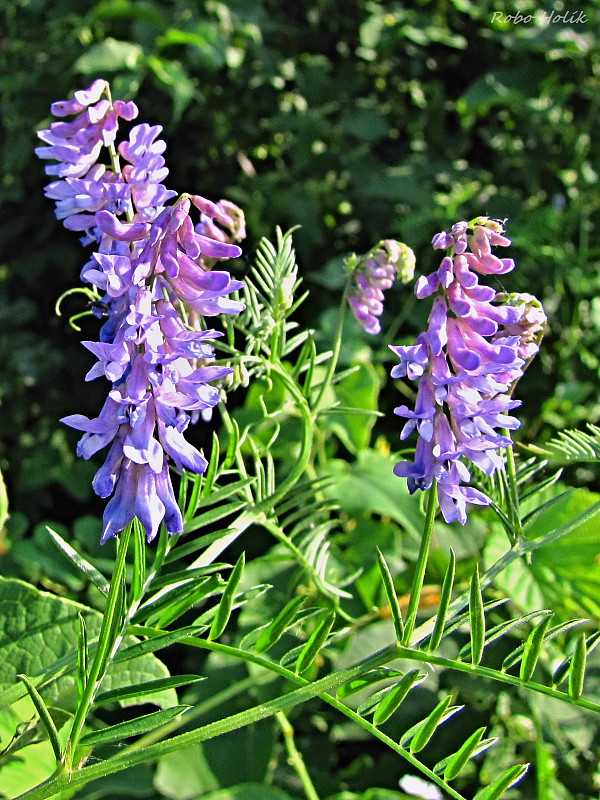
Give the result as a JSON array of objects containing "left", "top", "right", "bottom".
[
  {"left": 80, "top": 706, "right": 190, "bottom": 747},
  {"left": 46, "top": 526, "right": 109, "bottom": 597},
  {"left": 17, "top": 674, "right": 62, "bottom": 761},
  {"left": 95, "top": 676, "right": 205, "bottom": 706}
]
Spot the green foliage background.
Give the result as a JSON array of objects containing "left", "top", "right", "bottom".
[{"left": 0, "top": 2, "right": 600, "bottom": 799}]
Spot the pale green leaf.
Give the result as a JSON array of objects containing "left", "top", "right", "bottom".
[{"left": 0, "top": 578, "right": 176, "bottom": 710}]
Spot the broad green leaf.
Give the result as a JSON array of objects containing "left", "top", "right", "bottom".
[
  {"left": 323, "top": 449, "right": 425, "bottom": 538},
  {"left": 524, "top": 488, "right": 600, "bottom": 616},
  {"left": 154, "top": 743, "right": 220, "bottom": 799},
  {"left": 0, "top": 578, "right": 176, "bottom": 710},
  {"left": 194, "top": 784, "right": 296, "bottom": 800},
  {"left": 0, "top": 699, "right": 62, "bottom": 798},
  {"left": 484, "top": 487, "right": 600, "bottom": 622},
  {"left": 324, "top": 363, "right": 382, "bottom": 453}
]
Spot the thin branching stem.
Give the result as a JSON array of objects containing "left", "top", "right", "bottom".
[
  {"left": 402, "top": 483, "right": 438, "bottom": 646},
  {"left": 276, "top": 711, "right": 321, "bottom": 800},
  {"left": 313, "top": 276, "right": 352, "bottom": 413}
]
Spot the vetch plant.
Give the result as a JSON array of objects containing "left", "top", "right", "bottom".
[
  {"left": 1, "top": 81, "right": 598, "bottom": 800},
  {"left": 37, "top": 79, "right": 245, "bottom": 544},
  {"left": 390, "top": 217, "right": 536, "bottom": 526}
]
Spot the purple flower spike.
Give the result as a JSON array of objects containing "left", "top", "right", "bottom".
[
  {"left": 39, "top": 80, "right": 248, "bottom": 543},
  {"left": 348, "top": 239, "right": 416, "bottom": 334},
  {"left": 390, "top": 217, "right": 544, "bottom": 525}
]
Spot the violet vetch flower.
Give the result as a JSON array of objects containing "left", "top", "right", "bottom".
[
  {"left": 348, "top": 240, "right": 416, "bottom": 335},
  {"left": 38, "top": 81, "right": 247, "bottom": 544},
  {"left": 390, "top": 217, "right": 544, "bottom": 525}
]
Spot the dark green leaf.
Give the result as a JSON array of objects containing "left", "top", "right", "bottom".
[
  {"left": 255, "top": 596, "right": 305, "bottom": 654},
  {"left": 295, "top": 610, "right": 336, "bottom": 675},
  {"left": 209, "top": 553, "right": 245, "bottom": 640},
  {"left": 427, "top": 548, "right": 455, "bottom": 652},
  {"left": 519, "top": 614, "right": 554, "bottom": 682},
  {"left": 96, "top": 676, "right": 205, "bottom": 706},
  {"left": 406, "top": 696, "right": 462, "bottom": 753},
  {"left": 475, "top": 764, "right": 528, "bottom": 800},
  {"left": 568, "top": 633, "right": 587, "bottom": 700},
  {"left": 336, "top": 667, "right": 405, "bottom": 699},
  {"left": 372, "top": 670, "right": 424, "bottom": 726},
  {"left": 442, "top": 727, "right": 487, "bottom": 780}
]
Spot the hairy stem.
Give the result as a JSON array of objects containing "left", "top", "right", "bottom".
[{"left": 64, "top": 523, "right": 132, "bottom": 770}]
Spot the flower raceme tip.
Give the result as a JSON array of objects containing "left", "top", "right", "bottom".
[
  {"left": 348, "top": 239, "right": 416, "bottom": 335},
  {"left": 37, "top": 80, "right": 246, "bottom": 544}
]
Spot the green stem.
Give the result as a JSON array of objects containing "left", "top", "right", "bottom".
[
  {"left": 64, "top": 523, "right": 132, "bottom": 769},
  {"left": 313, "top": 276, "right": 352, "bottom": 413},
  {"left": 276, "top": 711, "right": 321, "bottom": 800},
  {"left": 402, "top": 483, "right": 438, "bottom": 646},
  {"left": 503, "top": 431, "right": 523, "bottom": 544},
  {"left": 411, "top": 497, "right": 600, "bottom": 647},
  {"left": 16, "top": 643, "right": 401, "bottom": 800}
]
